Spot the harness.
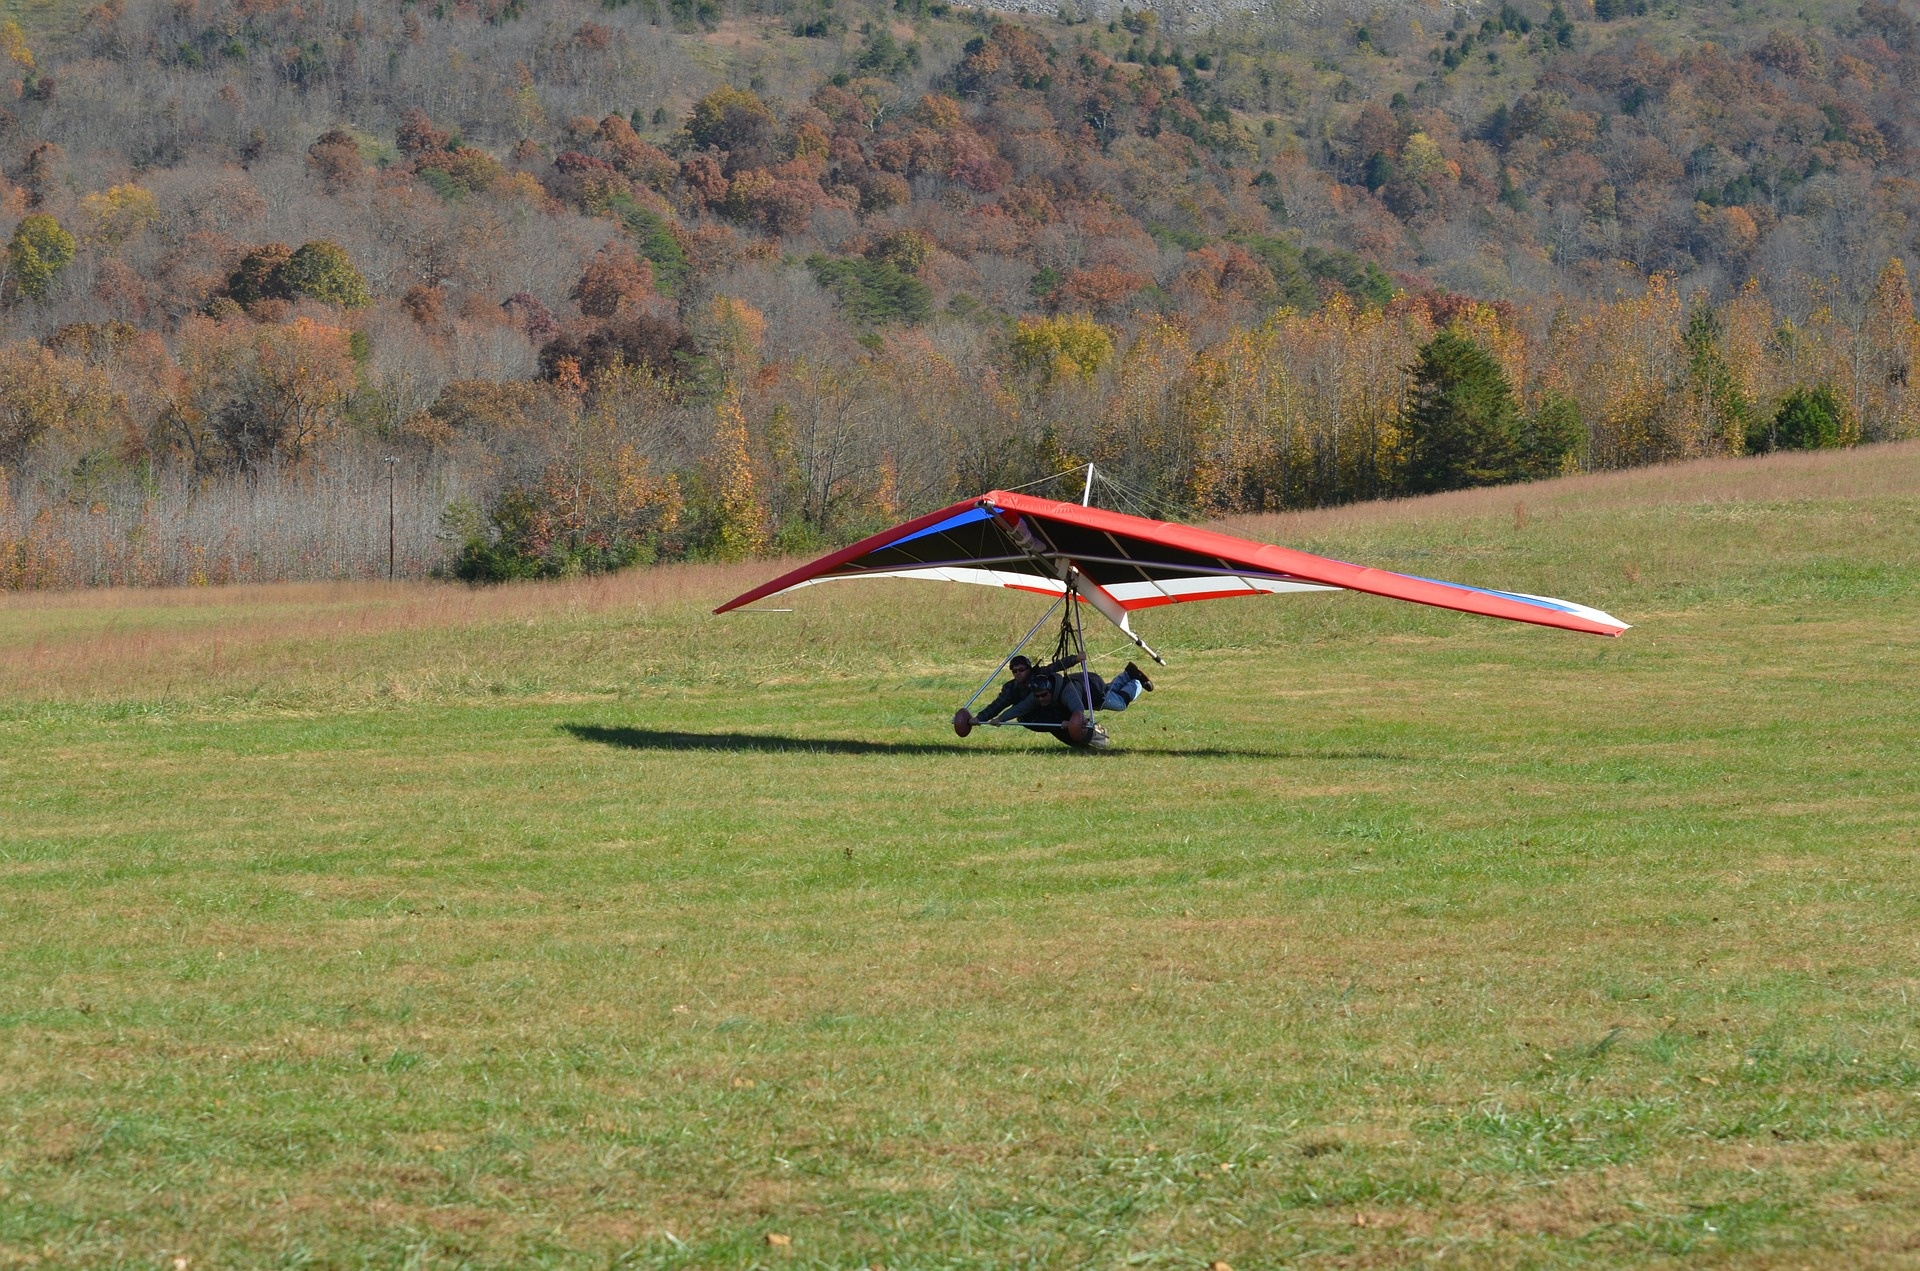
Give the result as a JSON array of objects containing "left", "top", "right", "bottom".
[{"left": 962, "top": 594, "right": 1105, "bottom": 741}]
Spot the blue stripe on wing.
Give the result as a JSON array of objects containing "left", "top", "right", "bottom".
[
  {"left": 1404, "top": 574, "right": 1580, "bottom": 615},
  {"left": 882, "top": 506, "right": 995, "bottom": 550}
]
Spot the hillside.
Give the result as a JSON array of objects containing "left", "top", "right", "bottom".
[{"left": 0, "top": 0, "right": 1917, "bottom": 590}]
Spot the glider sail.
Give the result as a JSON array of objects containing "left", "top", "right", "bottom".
[{"left": 714, "top": 491, "right": 1629, "bottom": 641}]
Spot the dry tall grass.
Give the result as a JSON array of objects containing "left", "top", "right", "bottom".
[
  {"left": 0, "top": 450, "right": 475, "bottom": 590},
  {"left": 7, "top": 443, "right": 1912, "bottom": 706},
  {"left": 0, "top": 559, "right": 774, "bottom": 703}
]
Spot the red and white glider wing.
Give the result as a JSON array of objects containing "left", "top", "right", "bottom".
[{"left": 715, "top": 491, "right": 1628, "bottom": 637}]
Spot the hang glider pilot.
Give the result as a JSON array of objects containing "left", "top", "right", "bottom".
[
  {"left": 957, "top": 656, "right": 1156, "bottom": 743},
  {"left": 967, "top": 652, "right": 1078, "bottom": 727}
]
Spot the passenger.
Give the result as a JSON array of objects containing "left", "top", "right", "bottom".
[
  {"left": 955, "top": 661, "right": 1153, "bottom": 748},
  {"left": 965, "top": 652, "right": 1083, "bottom": 728},
  {"left": 1059, "top": 661, "right": 1154, "bottom": 717}
]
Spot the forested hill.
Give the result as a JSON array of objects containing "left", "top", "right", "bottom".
[{"left": 1, "top": 0, "right": 1917, "bottom": 589}]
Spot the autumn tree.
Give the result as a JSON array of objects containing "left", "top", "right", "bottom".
[
  {"left": 172, "top": 318, "right": 358, "bottom": 470},
  {"left": 866, "top": 230, "right": 932, "bottom": 275},
  {"left": 402, "top": 285, "right": 446, "bottom": 328},
  {"left": 79, "top": 185, "right": 158, "bottom": 248},
  {"left": 306, "top": 128, "right": 366, "bottom": 189},
  {"left": 6, "top": 215, "right": 75, "bottom": 303},
  {"left": 1049, "top": 265, "right": 1149, "bottom": 317},
  {"left": 706, "top": 384, "right": 766, "bottom": 560},
  {"left": 1184, "top": 296, "right": 1417, "bottom": 513},
  {"left": 0, "top": 343, "right": 115, "bottom": 463},
  {"left": 502, "top": 293, "right": 560, "bottom": 343},
  {"left": 1012, "top": 315, "right": 1113, "bottom": 382},
  {"left": 413, "top": 378, "right": 572, "bottom": 469},
  {"left": 1546, "top": 276, "right": 1685, "bottom": 469},
  {"left": 396, "top": 108, "right": 451, "bottom": 157},
  {"left": 0, "top": 19, "right": 33, "bottom": 75},
  {"left": 17, "top": 141, "right": 61, "bottom": 207},
  {"left": 684, "top": 87, "right": 780, "bottom": 172},
  {"left": 1679, "top": 298, "right": 1753, "bottom": 456},
  {"left": 277, "top": 241, "right": 371, "bottom": 308},
  {"left": 416, "top": 145, "right": 506, "bottom": 197},
  {"left": 591, "top": 114, "right": 675, "bottom": 188},
  {"left": 226, "top": 244, "right": 295, "bottom": 309},
  {"left": 538, "top": 315, "right": 698, "bottom": 383},
  {"left": 761, "top": 358, "right": 904, "bottom": 543},
  {"left": 1090, "top": 319, "right": 1201, "bottom": 501},
  {"left": 571, "top": 244, "right": 653, "bottom": 318},
  {"left": 699, "top": 295, "right": 765, "bottom": 384},
  {"left": 449, "top": 368, "right": 682, "bottom": 580},
  {"left": 1852, "top": 259, "right": 1920, "bottom": 443}
]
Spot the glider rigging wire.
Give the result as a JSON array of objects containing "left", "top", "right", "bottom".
[{"left": 960, "top": 593, "right": 1066, "bottom": 714}]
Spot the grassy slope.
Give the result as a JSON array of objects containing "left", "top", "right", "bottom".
[
  {"left": 3, "top": 444, "right": 1919, "bottom": 1269},
  {"left": 2, "top": 0, "right": 84, "bottom": 43}
]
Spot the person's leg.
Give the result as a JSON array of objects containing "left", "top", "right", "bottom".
[{"left": 1101, "top": 667, "right": 1144, "bottom": 712}]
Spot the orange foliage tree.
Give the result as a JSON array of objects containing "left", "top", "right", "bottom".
[{"left": 169, "top": 318, "right": 357, "bottom": 470}]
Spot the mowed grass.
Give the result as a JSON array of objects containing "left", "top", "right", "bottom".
[{"left": 3, "top": 446, "right": 1919, "bottom": 1270}]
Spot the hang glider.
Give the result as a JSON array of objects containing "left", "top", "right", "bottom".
[{"left": 713, "top": 491, "right": 1629, "bottom": 659}]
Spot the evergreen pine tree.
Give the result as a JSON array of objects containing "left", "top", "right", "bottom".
[
  {"left": 1403, "top": 328, "right": 1523, "bottom": 493},
  {"left": 1520, "top": 392, "right": 1586, "bottom": 477},
  {"left": 1756, "top": 386, "right": 1843, "bottom": 452}
]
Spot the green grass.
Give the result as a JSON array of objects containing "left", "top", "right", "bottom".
[{"left": 4, "top": 446, "right": 1920, "bottom": 1268}]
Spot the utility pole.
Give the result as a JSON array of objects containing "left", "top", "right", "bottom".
[{"left": 383, "top": 456, "right": 397, "bottom": 581}]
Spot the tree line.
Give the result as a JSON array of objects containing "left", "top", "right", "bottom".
[
  {"left": 6, "top": 255, "right": 1912, "bottom": 590},
  {"left": 1, "top": 0, "right": 1918, "bottom": 588}
]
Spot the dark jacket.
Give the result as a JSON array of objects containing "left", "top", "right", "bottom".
[
  {"left": 994, "top": 669, "right": 1109, "bottom": 747},
  {"left": 973, "top": 656, "right": 1080, "bottom": 723}
]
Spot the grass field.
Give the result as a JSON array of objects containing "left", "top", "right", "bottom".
[{"left": 4, "top": 444, "right": 1919, "bottom": 1269}]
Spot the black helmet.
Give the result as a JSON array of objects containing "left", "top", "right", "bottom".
[{"left": 1009, "top": 655, "right": 1033, "bottom": 672}]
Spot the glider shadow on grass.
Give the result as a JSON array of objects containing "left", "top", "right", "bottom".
[{"left": 562, "top": 723, "right": 1401, "bottom": 761}]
